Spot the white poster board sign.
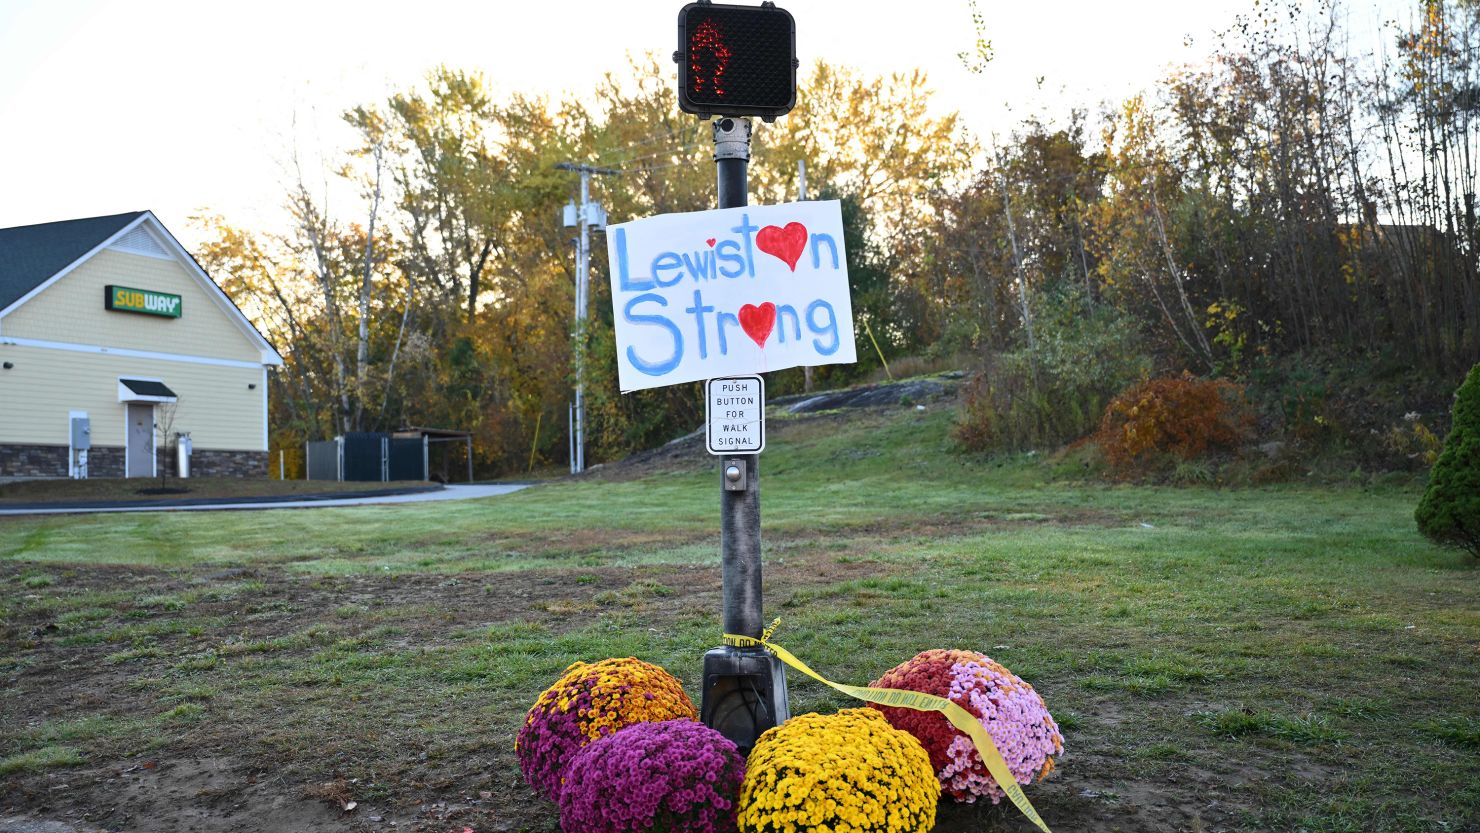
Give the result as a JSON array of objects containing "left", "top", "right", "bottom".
[
  {"left": 606, "top": 200, "right": 856, "bottom": 392},
  {"left": 706, "top": 376, "right": 765, "bottom": 454}
]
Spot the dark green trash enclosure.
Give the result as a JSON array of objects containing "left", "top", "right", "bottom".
[{"left": 304, "top": 428, "right": 472, "bottom": 482}]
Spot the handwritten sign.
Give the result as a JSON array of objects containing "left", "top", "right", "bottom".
[
  {"left": 706, "top": 376, "right": 765, "bottom": 454},
  {"left": 606, "top": 200, "right": 856, "bottom": 392}
]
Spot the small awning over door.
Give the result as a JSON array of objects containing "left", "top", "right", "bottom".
[{"left": 118, "top": 377, "right": 178, "bottom": 403}]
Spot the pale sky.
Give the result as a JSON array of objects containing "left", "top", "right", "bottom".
[{"left": 0, "top": 0, "right": 1406, "bottom": 247}]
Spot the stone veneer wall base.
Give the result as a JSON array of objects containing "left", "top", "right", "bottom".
[
  {"left": 184, "top": 449, "right": 268, "bottom": 478},
  {"left": 0, "top": 444, "right": 265, "bottom": 479},
  {"left": 0, "top": 444, "right": 69, "bottom": 478}
]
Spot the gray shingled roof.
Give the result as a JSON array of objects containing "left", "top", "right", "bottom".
[{"left": 0, "top": 212, "right": 145, "bottom": 312}]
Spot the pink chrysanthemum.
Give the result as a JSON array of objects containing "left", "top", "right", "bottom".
[{"left": 871, "top": 649, "right": 1063, "bottom": 803}]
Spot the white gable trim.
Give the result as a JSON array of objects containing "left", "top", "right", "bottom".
[
  {"left": 142, "top": 212, "right": 284, "bottom": 366},
  {"left": 0, "top": 211, "right": 284, "bottom": 367},
  {"left": 0, "top": 335, "right": 267, "bottom": 369},
  {"left": 0, "top": 213, "right": 150, "bottom": 321}
]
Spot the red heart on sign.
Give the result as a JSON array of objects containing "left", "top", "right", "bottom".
[
  {"left": 738, "top": 302, "right": 776, "bottom": 348},
  {"left": 706, "top": 238, "right": 716, "bottom": 247},
  {"left": 756, "top": 222, "right": 808, "bottom": 272}
]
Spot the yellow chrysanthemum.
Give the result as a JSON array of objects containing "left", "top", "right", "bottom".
[{"left": 738, "top": 709, "right": 938, "bottom": 833}]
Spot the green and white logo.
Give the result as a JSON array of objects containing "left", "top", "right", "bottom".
[{"left": 104, "top": 285, "right": 182, "bottom": 318}]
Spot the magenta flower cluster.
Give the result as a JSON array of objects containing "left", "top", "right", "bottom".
[
  {"left": 558, "top": 719, "right": 747, "bottom": 833},
  {"left": 516, "top": 692, "right": 590, "bottom": 801},
  {"left": 515, "top": 658, "right": 697, "bottom": 800}
]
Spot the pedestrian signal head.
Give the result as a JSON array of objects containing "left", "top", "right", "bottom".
[{"left": 676, "top": 1, "right": 797, "bottom": 121}]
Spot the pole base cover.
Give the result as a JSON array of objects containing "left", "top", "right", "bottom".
[{"left": 700, "top": 645, "right": 790, "bottom": 753}]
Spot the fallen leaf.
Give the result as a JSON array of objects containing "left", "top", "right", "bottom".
[{"left": 344, "top": 801, "right": 358, "bottom": 812}]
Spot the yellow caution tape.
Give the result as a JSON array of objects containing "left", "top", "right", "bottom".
[{"left": 724, "top": 621, "right": 1053, "bottom": 833}]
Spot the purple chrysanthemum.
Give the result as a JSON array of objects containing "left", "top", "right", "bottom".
[
  {"left": 516, "top": 658, "right": 697, "bottom": 800},
  {"left": 558, "top": 720, "right": 745, "bottom": 833}
]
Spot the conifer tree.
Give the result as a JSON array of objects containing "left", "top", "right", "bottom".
[{"left": 1415, "top": 364, "right": 1480, "bottom": 560}]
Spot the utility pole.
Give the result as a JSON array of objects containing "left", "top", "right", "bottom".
[{"left": 558, "top": 162, "right": 617, "bottom": 474}]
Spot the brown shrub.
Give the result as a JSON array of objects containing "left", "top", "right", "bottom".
[{"left": 1095, "top": 376, "right": 1254, "bottom": 475}]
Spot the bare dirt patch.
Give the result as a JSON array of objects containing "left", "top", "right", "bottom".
[
  {"left": 0, "top": 478, "right": 433, "bottom": 506},
  {"left": 0, "top": 549, "right": 932, "bottom": 833},
  {"left": 4, "top": 757, "right": 353, "bottom": 833}
]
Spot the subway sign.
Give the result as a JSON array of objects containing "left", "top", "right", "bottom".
[{"left": 104, "top": 285, "right": 181, "bottom": 318}]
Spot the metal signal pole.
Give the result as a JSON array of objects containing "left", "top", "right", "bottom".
[
  {"left": 712, "top": 117, "right": 762, "bottom": 640},
  {"left": 558, "top": 162, "right": 617, "bottom": 474},
  {"left": 699, "top": 117, "right": 789, "bottom": 753}
]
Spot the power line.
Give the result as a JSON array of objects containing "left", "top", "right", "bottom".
[
  {"left": 601, "top": 124, "right": 693, "bottom": 155},
  {"left": 620, "top": 158, "right": 709, "bottom": 175},
  {"left": 608, "top": 142, "right": 708, "bottom": 167},
  {"left": 596, "top": 125, "right": 702, "bottom": 163}
]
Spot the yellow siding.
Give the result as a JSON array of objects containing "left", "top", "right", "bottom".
[
  {"left": 0, "top": 344, "right": 265, "bottom": 451},
  {"left": 2, "top": 248, "right": 263, "bottom": 363}
]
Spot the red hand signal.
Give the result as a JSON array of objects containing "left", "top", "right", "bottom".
[{"left": 689, "top": 20, "right": 731, "bottom": 98}]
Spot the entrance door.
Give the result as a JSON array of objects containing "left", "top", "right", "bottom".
[{"left": 126, "top": 403, "right": 155, "bottom": 478}]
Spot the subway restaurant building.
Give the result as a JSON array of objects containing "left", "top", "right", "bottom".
[{"left": 0, "top": 212, "right": 283, "bottom": 479}]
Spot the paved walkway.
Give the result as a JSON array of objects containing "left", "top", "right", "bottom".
[{"left": 0, "top": 483, "right": 529, "bottom": 516}]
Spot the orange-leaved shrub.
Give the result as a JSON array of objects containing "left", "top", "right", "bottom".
[{"left": 1094, "top": 376, "right": 1253, "bottom": 475}]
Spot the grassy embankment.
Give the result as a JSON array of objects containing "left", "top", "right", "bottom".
[{"left": 1, "top": 404, "right": 1476, "bottom": 832}]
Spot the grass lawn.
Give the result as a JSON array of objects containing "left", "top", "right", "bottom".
[
  {"left": 1, "top": 404, "right": 1475, "bottom": 833},
  {"left": 0, "top": 477, "right": 433, "bottom": 505}
]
